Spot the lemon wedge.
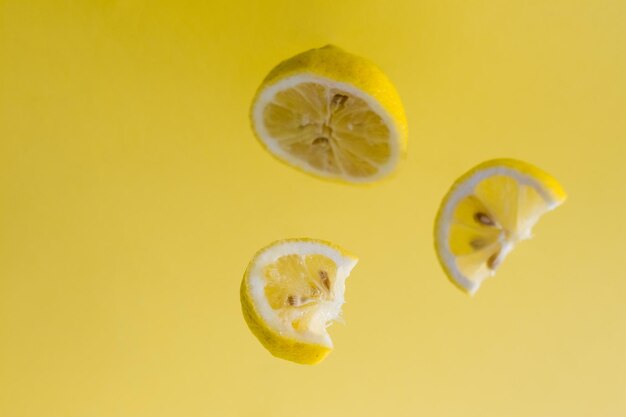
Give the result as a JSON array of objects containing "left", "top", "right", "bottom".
[
  {"left": 240, "top": 239, "right": 358, "bottom": 364},
  {"left": 434, "top": 159, "right": 566, "bottom": 295},
  {"left": 250, "top": 45, "right": 407, "bottom": 183}
]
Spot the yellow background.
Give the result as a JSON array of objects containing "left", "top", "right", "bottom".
[{"left": 1, "top": 1, "right": 625, "bottom": 416}]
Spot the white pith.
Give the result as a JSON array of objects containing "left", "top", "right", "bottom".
[
  {"left": 252, "top": 73, "right": 401, "bottom": 183},
  {"left": 247, "top": 241, "right": 358, "bottom": 347},
  {"left": 437, "top": 166, "right": 562, "bottom": 296}
]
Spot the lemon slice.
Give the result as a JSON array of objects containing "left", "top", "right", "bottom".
[
  {"left": 250, "top": 45, "right": 407, "bottom": 184},
  {"left": 240, "top": 239, "right": 358, "bottom": 364},
  {"left": 434, "top": 159, "right": 567, "bottom": 295}
]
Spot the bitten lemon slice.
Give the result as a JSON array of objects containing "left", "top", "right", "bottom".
[
  {"left": 250, "top": 45, "right": 407, "bottom": 184},
  {"left": 434, "top": 159, "right": 567, "bottom": 295},
  {"left": 240, "top": 239, "right": 358, "bottom": 364}
]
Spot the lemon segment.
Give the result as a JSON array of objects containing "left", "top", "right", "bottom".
[
  {"left": 240, "top": 239, "right": 358, "bottom": 364},
  {"left": 434, "top": 159, "right": 566, "bottom": 295},
  {"left": 250, "top": 45, "right": 407, "bottom": 183}
]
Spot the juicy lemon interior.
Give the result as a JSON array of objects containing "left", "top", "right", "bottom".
[
  {"left": 263, "top": 254, "right": 337, "bottom": 334},
  {"left": 263, "top": 82, "right": 391, "bottom": 178},
  {"left": 448, "top": 175, "right": 549, "bottom": 286}
]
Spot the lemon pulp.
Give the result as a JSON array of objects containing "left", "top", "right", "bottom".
[
  {"left": 449, "top": 175, "right": 550, "bottom": 287},
  {"left": 264, "top": 254, "right": 338, "bottom": 334},
  {"left": 263, "top": 81, "right": 391, "bottom": 178}
]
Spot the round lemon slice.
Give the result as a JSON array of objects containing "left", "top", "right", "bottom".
[
  {"left": 434, "top": 159, "right": 567, "bottom": 295},
  {"left": 250, "top": 45, "right": 407, "bottom": 184},
  {"left": 240, "top": 239, "right": 358, "bottom": 364}
]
